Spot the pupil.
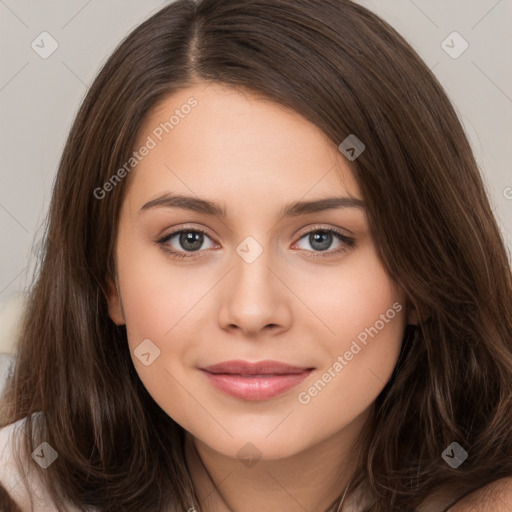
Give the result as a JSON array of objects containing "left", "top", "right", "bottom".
[{"left": 310, "top": 231, "right": 332, "bottom": 251}]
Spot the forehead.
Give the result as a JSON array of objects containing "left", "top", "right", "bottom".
[{"left": 127, "top": 82, "right": 362, "bottom": 208}]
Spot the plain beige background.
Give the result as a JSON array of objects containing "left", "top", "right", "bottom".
[{"left": 0, "top": 0, "right": 511, "bottom": 353}]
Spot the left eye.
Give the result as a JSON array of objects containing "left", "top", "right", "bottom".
[{"left": 293, "top": 229, "right": 353, "bottom": 253}]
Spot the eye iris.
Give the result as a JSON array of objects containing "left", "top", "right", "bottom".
[
  {"left": 310, "top": 231, "right": 332, "bottom": 251},
  {"left": 179, "top": 231, "right": 203, "bottom": 251}
]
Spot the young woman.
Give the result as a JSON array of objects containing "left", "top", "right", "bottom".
[{"left": 1, "top": 0, "right": 511, "bottom": 510}]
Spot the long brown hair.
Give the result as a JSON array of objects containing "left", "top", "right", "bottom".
[{"left": 2, "top": 0, "right": 512, "bottom": 510}]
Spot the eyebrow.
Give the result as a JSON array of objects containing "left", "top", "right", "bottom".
[{"left": 140, "top": 193, "right": 365, "bottom": 220}]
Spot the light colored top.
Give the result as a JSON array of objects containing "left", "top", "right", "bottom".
[
  {"left": 0, "top": 415, "right": 86, "bottom": 511},
  {"left": 0, "top": 353, "right": 15, "bottom": 397}
]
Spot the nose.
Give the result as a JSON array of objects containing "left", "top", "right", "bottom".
[{"left": 216, "top": 244, "right": 292, "bottom": 338}]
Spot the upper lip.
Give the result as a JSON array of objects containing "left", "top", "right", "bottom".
[{"left": 200, "top": 360, "right": 314, "bottom": 375}]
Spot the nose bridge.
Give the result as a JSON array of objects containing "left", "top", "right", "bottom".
[
  {"left": 232, "top": 235, "right": 277, "bottom": 310},
  {"left": 235, "top": 237, "right": 273, "bottom": 299},
  {"left": 217, "top": 234, "right": 290, "bottom": 335}
]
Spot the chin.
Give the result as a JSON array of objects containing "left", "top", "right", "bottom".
[{"left": 189, "top": 420, "right": 316, "bottom": 462}]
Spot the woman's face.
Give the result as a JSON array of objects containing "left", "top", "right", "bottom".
[{"left": 108, "top": 82, "right": 411, "bottom": 461}]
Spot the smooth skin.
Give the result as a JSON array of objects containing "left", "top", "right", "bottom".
[{"left": 106, "top": 81, "right": 420, "bottom": 512}]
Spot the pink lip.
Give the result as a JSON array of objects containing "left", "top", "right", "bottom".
[{"left": 200, "top": 360, "right": 314, "bottom": 401}]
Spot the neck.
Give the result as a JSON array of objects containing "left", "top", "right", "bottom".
[{"left": 184, "top": 407, "right": 373, "bottom": 512}]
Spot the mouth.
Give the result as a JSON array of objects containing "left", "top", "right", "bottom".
[{"left": 199, "top": 360, "right": 315, "bottom": 401}]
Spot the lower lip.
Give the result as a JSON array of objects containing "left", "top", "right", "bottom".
[{"left": 200, "top": 369, "right": 313, "bottom": 400}]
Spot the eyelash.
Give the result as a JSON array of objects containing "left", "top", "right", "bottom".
[{"left": 156, "top": 225, "right": 355, "bottom": 260}]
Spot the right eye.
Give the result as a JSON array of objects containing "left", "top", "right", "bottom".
[{"left": 157, "top": 227, "right": 218, "bottom": 259}]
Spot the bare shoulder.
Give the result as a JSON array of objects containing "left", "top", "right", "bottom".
[{"left": 449, "top": 476, "right": 512, "bottom": 511}]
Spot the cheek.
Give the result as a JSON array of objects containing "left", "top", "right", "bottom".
[
  {"left": 115, "top": 240, "right": 214, "bottom": 413},
  {"left": 115, "top": 244, "right": 201, "bottom": 427},
  {"left": 292, "top": 246, "right": 404, "bottom": 352},
  {"left": 292, "top": 251, "right": 406, "bottom": 416},
  {"left": 116, "top": 239, "right": 208, "bottom": 346}
]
